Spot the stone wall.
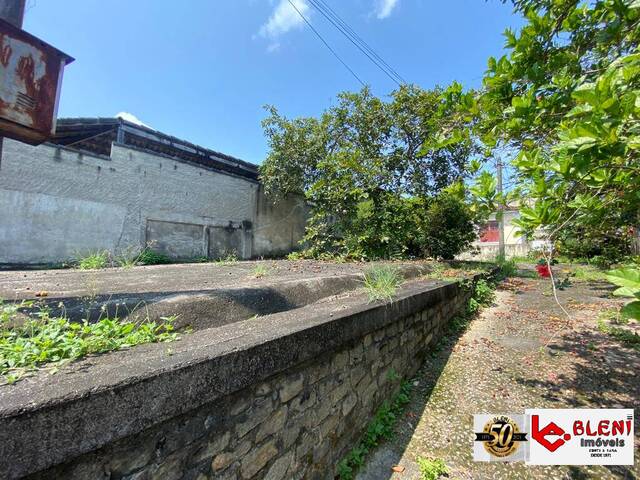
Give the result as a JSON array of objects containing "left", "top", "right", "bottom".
[
  {"left": 0, "top": 139, "right": 306, "bottom": 264},
  {"left": 0, "top": 277, "right": 477, "bottom": 480}
]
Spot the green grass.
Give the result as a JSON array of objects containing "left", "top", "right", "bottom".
[
  {"left": 253, "top": 264, "right": 269, "bottom": 278},
  {"left": 573, "top": 265, "right": 607, "bottom": 282},
  {"left": 597, "top": 319, "right": 640, "bottom": 350},
  {"left": 137, "top": 249, "right": 172, "bottom": 266},
  {"left": 363, "top": 265, "right": 403, "bottom": 302},
  {"left": 0, "top": 301, "right": 178, "bottom": 384},
  {"left": 77, "top": 251, "right": 110, "bottom": 270},
  {"left": 338, "top": 381, "right": 412, "bottom": 480},
  {"left": 417, "top": 457, "right": 448, "bottom": 480}
]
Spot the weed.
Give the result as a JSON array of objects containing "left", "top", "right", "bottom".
[
  {"left": 77, "top": 251, "right": 110, "bottom": 270},
  {"left": 217, "top": 249, "right": 239, "bottom": 265},
  {"left": 473, "top": 279, "right": 495, "bottom": 306},
  {"left": 363, "top": 265, "right": 403, "bottom": 302},
  {"left": 137, "top": 249, "right": 172, "bottom": 266},
  {"left": 286, "top": 251, "right": 306, "bottom": 260},
  {"left": 425, "top": 262, "right": 446, "bottom": 279},
  {"left": 597, "top": 319, "right": 640, "bottom": 350},
  {"left": 573, "top": 266, "right": 607, "bottom": 282},
  {"left": 0, "top": 301, "right": 178, "bottom": 383},
  {"left": 417, "top": 457, "right": 448, "bottom": 480},
  {"left": 598, "top": 308, "right": 627, "bottom": 325},
  {"left": 253, "top": 264, "right": 269, "bottom": 278},
  {"left": 338, "top": 381, "right": 412, "bottom": 479}
]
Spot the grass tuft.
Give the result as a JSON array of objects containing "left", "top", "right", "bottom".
[
  {"left": 77, "top": 251, "right": 110, "bottom": 270},
  {"left": 363, "top": 265, "right": 403, "bottom": 302},
  {"left": 253, "top": 264, "right": 269, "bottom": 278},
  {"left": 597, "top": 319, "right": 640, "bottom": 350}
]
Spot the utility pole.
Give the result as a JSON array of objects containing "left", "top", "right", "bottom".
[
  {"left": 0, "top": 0, "right": 26, "bottom": 166},
  {"left": 496, "top": 157, "right": 505, "bottom": 259}
]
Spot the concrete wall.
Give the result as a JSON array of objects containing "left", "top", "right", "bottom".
[
  {"left": 0, "top": 139, "right": 306, "bottom": 264},
  {"left": 253, "top": 186, "right": 308, "bottom": 258},
  {"left": 0, "top": 275, "right": 481, "bottom": 480}
]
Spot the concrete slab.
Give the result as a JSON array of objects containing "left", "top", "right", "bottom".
[{"left": 0, "top": 260, "right": 437, "bottom": 330}]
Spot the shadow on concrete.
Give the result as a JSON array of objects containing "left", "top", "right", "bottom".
[
  {"left": 512, "top": 327, "right": 639, "bottom": 480},
  {"left": 23, "top": 287, "right": 300, "bottom": 331}
]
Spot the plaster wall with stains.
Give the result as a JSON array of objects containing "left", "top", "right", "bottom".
[{"left": 0, "top": 138, "right": 305, "bottom": 264}]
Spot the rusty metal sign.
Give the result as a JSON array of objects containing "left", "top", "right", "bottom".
[{"left": 0, "top": 18, "right": 73, "bottom": 145}]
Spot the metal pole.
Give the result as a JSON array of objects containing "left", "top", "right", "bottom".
[
  {"left": 497, "top": 157, "right": 505, "bottom": 259},
  {"left": 0, "top": 0, "right": 26, "bottom": 167}
]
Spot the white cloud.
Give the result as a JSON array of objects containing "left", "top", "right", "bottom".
[
  {"left": 374, "top": 0, "right": 399, "bottom": 19},
  {"left": 115, "top": 112, "right": 151, "bottom": 129},
  {"left": 258, "top": 0, "right": 310, "bottom": 40},
  {"left": 266, "top": 42, "right": 281, "bottom": 53}
]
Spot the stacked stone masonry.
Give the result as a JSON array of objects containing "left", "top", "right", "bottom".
[{"left": 22, "top": 280, "right": 473, "bottom": 480}]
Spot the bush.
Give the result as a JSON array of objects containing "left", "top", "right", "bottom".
[
  {"left": 418, "top": 193, "right": 476, "bottom": 260},
  {"left": 556, "top": 231, "right": 631, "bottom": 267}
]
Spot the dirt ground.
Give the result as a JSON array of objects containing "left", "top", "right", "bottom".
[{"left": 357, "top": 274, "right": 639, "bottom": 480}]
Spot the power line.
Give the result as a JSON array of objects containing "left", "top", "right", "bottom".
[
  {"left": 287, "top": 0, "right": 365, "bottom": 87},
  {"left": 308, "top": 0, "right": 406, "bottom": 86}
]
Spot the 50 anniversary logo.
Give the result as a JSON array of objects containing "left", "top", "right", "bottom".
[{"left": 473, "top": 409, "right": 634, "bottom": 465}]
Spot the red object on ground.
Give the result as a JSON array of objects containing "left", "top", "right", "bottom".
[{"left": 536, "top": 264, "right": 551, "bottom": 277}]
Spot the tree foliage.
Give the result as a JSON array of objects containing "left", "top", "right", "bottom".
[
  {"left": 475, "top": 0, "right": 640, "bottom": 261},
  {"left": 260, "top": 85, "right": 478, "bottom": 259}
]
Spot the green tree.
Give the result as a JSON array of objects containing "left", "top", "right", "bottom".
[
  {"left": 260, "top": 85, "right": 478, "bottom": 259},
  {"left": 474, "top": 0, "right": 640, "bottom": 262}
]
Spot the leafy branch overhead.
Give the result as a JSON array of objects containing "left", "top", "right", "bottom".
[{"left": 480, "top": 0, "right": 640, "bottom": 254}]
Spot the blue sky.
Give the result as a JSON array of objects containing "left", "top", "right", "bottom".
[{"left": 24, "top": 0, "right": 523, "bottom": 164}]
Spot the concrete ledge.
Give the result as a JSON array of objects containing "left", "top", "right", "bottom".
[
  {"left": 5, "top": 263, "right": 432, "bottom": 330},
  {"left": 0, "top": 274, "right": 482, "bottom": 479}
]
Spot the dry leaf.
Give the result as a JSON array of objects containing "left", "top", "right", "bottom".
[{"left": 391, "top": 465, "right": 405, "bottom": 473}]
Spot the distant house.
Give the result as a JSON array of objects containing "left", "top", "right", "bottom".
[{"left": 459, "top": 206, "right": 532, "bottom": 260}]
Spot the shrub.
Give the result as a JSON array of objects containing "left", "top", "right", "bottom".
[{"left": 418, "top": 193, "right": 476, "bottom": 260}]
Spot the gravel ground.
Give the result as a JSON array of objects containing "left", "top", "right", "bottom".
[{"left": 357, "top": 274, "right": 639, "bottom": 480}]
